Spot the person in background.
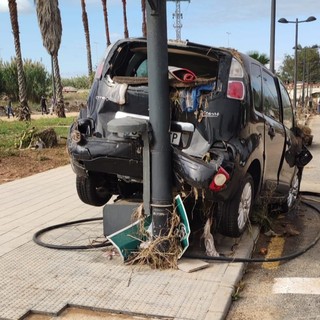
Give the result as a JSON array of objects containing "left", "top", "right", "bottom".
[
  {"left": 40, "top": 95, "right": 48, "bottom": 115},
  {"left": 6, "top": 97, "right": 15, "bottom": 119}
]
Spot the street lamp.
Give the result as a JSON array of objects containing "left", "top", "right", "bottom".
[
  {"left": 226, "top": 32, "right": 231, "bottom": 47},
  {"left": 269, "top": 0, "right": 276, "bottom": 74},
  {"left": 278, "top": 16, "right": 316, "bottom": 110}
]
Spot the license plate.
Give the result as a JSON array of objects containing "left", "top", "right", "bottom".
[{"left": 170, "top": 131, "right": 181, "bottom": 145}]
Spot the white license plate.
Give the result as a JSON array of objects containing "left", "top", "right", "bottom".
[{"left": 170, "top": 131, "right": 181, "bottom": 145}]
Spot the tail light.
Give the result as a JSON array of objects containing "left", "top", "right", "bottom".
[
  {"left": 227, "top": 81, "right": 245, "bottom": 100},
  {"left": 227, "top": 58, "right": 245, "bottom": 100},
  {"left": 209, "top": 167, "right": 230, "bottom": 192}
]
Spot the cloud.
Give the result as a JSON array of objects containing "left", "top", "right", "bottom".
[
  {"left": 18, "top": 0, "right": 33, "bottom": 12},
  {"left": 277, "top": 1, "right": 320, "bottom": 18},
  {"left": 0, "top": 2, "right": 8, "bottom": 12},
  {"left": 0, "top": 0, "right": 33, "bottom": 13}
]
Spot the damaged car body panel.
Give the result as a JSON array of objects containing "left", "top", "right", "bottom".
[{"left": 67, "top": 38, "right": 312, "bottom": 238}]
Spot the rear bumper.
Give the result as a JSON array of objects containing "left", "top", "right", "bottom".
[
  {"left": 68, "top": 136, "right": 143, "bottom": 178},
  {"left": 68, "top": 138, "right": 229, "bottom": 192},
  {"left": 67, "top": 118, "right": 235, "bottom": 197}
]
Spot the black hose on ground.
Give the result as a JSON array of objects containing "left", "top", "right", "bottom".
[
  {"left": 184, "top": 191, "right": 320, "bottom": 263},
  {"left": 33, "top": 217, "right": 111, "bottom": 250},
  {"left": 33, "top": 192, "right": 320, "bottom": 263}
]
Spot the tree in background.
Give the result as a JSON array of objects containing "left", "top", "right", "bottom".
[
  {"left": 8, "top": 0, "right": 31, "bottom": 121},
  {"left": 34, "top": 0, "right": 65, "bottom": 118},
  {"left": 141, "top": 0, "right": 146, "bottom": 38},
  {"left": 24, "top": 60, "right": 50, "bottom": 102},
  {"left": 101, "top": 0, "right": 111, "bottom": 46},
  {"left": 278, "top": 54, "right": 294, "bottom": 83},
  {"left": 61, "top": 75, "right": 91, "bottom": 89},
  {"left": 122, "top": 0, "right": 129, "bottom": 38},
  {"left": 1, "top": 59, "right": 49, "bottom": 102},
  {"left": 278, "top": 46, "right": 320, "bottom": 85},
  {"left": 248, "top": 51, "right": 270, "bottom": 66},
  {"left": 0, "top": 59, "right": 19, "bottom": 100},
  {"left": 81, "top": 0, "right": 93, "bottom": 77}
]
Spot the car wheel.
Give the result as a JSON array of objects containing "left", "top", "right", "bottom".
[
  {"left": 76, "top": 175, "right": 111, "bottom": 206},
  {"left": 217, "top": 173, "right": 254, "bottom": 238},
  {"left": 282, "top": 169, "right": 301, "bottom": 212}
]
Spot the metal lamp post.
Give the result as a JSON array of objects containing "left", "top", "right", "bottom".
[
  {"left": 146, "top": 1, "right": 173, "bottom": 244},
  {"left": 302, "top": 48, "right": 306, "bottom": 108},
  {"left": 278, "top": 16, "right": 316, "bottom": 110},
  {"left": 269, "top": 0, "right": 276, "bottom": 74}
]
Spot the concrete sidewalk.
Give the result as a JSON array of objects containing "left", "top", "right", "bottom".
[{"left": 0, "top": 165, "right": 259, "bottom": 320}]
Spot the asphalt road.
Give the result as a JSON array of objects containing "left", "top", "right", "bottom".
[{"left": 226, "top": 115, "right": 320, "bottom": 320}]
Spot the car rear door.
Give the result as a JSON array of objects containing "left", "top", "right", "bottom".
[
  {"left": 261, "top": 69, "right": 287, "bottom": 193},
  {"left": 276, "top": 80, "right": 297, "bottom": 192}
]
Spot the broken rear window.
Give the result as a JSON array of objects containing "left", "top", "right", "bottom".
[{"left": 107, "top": 42, "right": 220, "bottom": 84}]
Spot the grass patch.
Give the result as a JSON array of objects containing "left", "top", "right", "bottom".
[{"left": 0, "top": 116, "right": 76, "bottom": 154}]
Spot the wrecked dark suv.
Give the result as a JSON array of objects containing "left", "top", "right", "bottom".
[{"left": 67, "top": 38, "right": 312, "bottom": 238}]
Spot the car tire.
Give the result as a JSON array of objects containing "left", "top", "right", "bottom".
[
  {"left": 76, "top": 175, "right": 112, "bottom": 207},
  {"left": 282, "top": 169, "right": 301, "bottom": 213},
  {"left": 217, "top": 173, "right": 254, "bottom": 238}
]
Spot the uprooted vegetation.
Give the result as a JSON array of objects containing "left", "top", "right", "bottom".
[
  {"left": 0, "top": 116, "right": 76, "bottom": 184},
  {"left": 125, "top": 205, "right": 183, "bottom": 270}
]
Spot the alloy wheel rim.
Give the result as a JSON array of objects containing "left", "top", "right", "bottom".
[
  {"left": 238, "top": 182, "right": 252, "bottom": 230},
  {"left": 287, "top": 173, "right": 299, "bottom": 209}
]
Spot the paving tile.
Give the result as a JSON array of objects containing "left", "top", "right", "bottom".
[{"left": 0, "top": 165, "right": 258, "bottom": 320}]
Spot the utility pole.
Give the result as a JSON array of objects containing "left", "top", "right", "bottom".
[
  {"left": 226, "top": 32, "right": 231, "bottom": 47},
  {"left": 167, "top": 0, "right": 190, "bottom": 41},
  {"left": 146, "top": 0, "right": 172, "bottom": 244},
  {"left": 269, "top": 0, "right": 276, "bottom": 74}
]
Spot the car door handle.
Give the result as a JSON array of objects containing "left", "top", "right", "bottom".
[{"left": 268, "top": 125, "right": 275, "bottom": 138}]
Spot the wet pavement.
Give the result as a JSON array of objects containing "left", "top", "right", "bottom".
[
  {"left": 1, "top": 114, "right": 318, "bottom": 320},
  {"left": 0, "top": 166, "right": 258, "bottom": 320}
]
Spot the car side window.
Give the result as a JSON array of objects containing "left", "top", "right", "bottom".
[
  {"left": 136, "top": 60, "right": 148, "bottom": 77},
  {"left": 251, "top": 64, "right": 262, "bottom": 111},
  {"left": 280, "top": 81, "right": 294, "bottom": 129},
  {"left": 262, "top": 70, "right": 280, "bottom": 121}
]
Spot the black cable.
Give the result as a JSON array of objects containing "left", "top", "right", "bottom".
[
  {"left": 299, "top": 191, "right": 320, "bottom": 198},
  {"left": 33, "top": 192, "right": 320, "bottom": 263},
  {"left": 184, "top": 194, "right": 320, "bottom": 263},
  {"left": 33, "top": 217, "right": 111, "bottom": 250}
]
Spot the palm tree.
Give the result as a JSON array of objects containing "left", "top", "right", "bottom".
[
  {"left": 141, "top": 0, "right": 146, "bottom": 37},
  {"left": 8, "top": 0, "right": 31, "bottom": 121},
  {"left": 248, "top": 51, "right": 270, "bottom": 66},
  {"left": 122, "top": 0, "right": 129, "bottom": 38},
  {"left": 101, "top": 0, "right": 111, "bottom": 46},
  {"left": 81, "top": 0, "right": 93, "bottom": 76},
  {"left": 34, "top": 0, "right": 65, "bottom": 118}
]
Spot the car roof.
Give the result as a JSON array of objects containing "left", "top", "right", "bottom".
[{"left": 113, "top": 37, "right": 238, "bottom": 60}]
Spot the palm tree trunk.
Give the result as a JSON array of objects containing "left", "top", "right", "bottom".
[
  {"left": 53, "top": 55, "right": 65, "bottom": 118},
  {"left": 8, "top": 0, "right": 31, "bottom": 121},
  {"left": 81, "top": 0, "right": 93, "bottom": 76},
  {"left": 101, "top": 0, "right": 111, "bottom": 46},
  {"left": 122, "top": 0, "right": 129, "bottom": 38},
  {"left": 141, "top": 0, "right": 147, "bottom": 37},
  {"left": 51, "top": 55, "right": 56, "bottom": 110},
  {"left": 34, "top": 0, "right": 65, "bottom": 118}
]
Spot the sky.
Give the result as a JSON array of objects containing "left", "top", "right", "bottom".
[{"left": 0, "top": 0, "right": 319, "bottom": 78}]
